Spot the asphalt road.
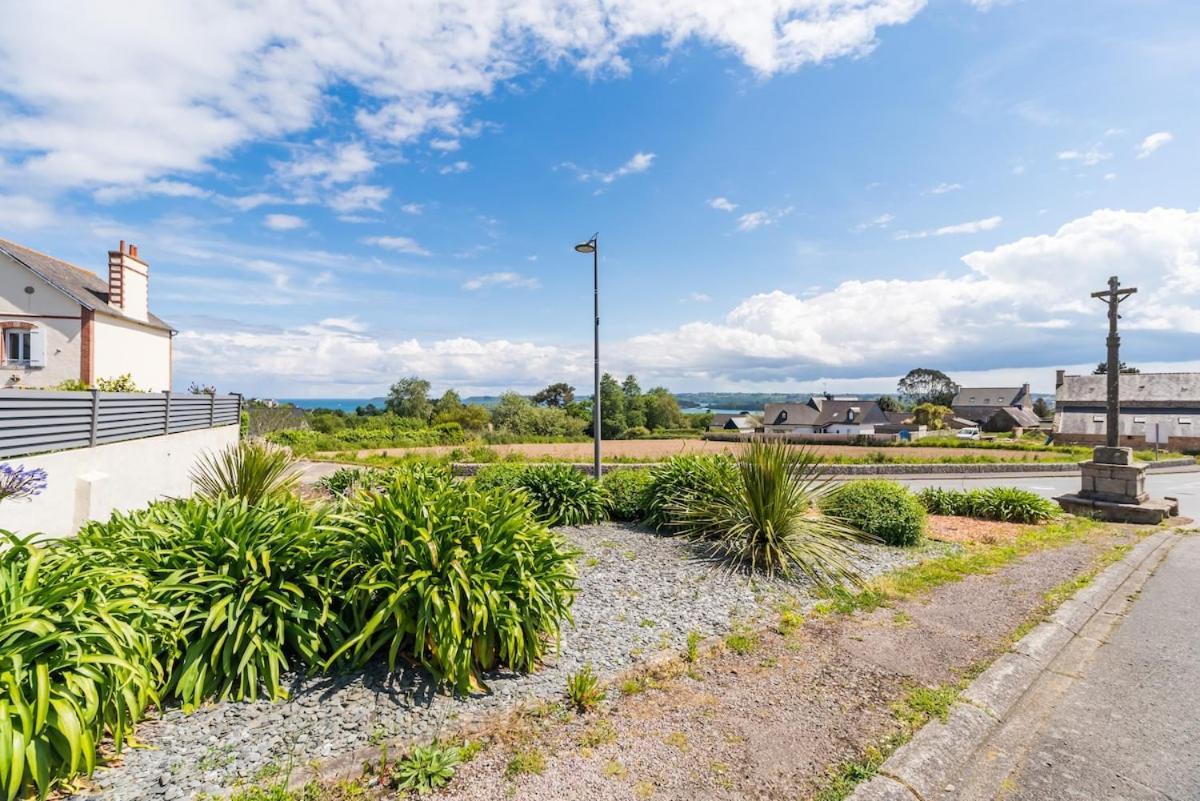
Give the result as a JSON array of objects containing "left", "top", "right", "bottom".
[{"left": 892, "top": 469, "right": 1200, "bottom": 519}]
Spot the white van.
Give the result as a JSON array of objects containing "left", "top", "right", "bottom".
[{"left": 956, "top": 426, "right": 981, "bottom": 441}]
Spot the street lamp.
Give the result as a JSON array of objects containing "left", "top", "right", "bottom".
[{"left": 574, "top": 234, "right": 600, "bottom": 478}]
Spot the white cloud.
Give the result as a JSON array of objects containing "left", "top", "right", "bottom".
[
  {"left": 681, "top": 292, "right": 712, "bottom": 303},
  {"left": 400, "top": 203, "right": 424, "bottom": 215},
  {"left": 736, "top": 206, "right": 792, "bottom": 232},
  {"left": 924, "top": 182, "right": 962, "bottom": 195},
  {"left": 462, "top": 271, "right": 541, "bottom": 291},
  {"left": 0, "top": 195, "right": 55, "bottom": 229},
  {"left": 1104, "top": 172, "right": 1117, "bottom": 181},
  {"left": 329, "top": 185, "right": 390, "bottom": 213},
  {"left": 224, "top": 193, "right": 300, "bottom": 211},
  {"left": 263, "top": 213, "right": 306, "bottom": 230},
  {"left": 363, "top": 235, "right": 431, "bottom": 256},
  {"left": 1136, "top": 131, "right": 1173, "bottom": 159},
  {"left": 708, "top": 196, "right": 738, "bottom": 212},
  {"left": 561, "top": 151, "right": 657, "bottom": 184},
  {"left": 854, "top": 212, "right": 894, "bottom": 232},
  {"left": 94, "top": 179, "right": 211, "bottom": 204},
  {"left": 430, "top": 138, "right": 461, "bottom": 152},
  {"left": 439, "top": 160, "right": 471, "bottom": 175},
  {"left": 1057, "top": 145, "right": 1111, "bottom": 167},
  {"left": 0, "top": 2, "right": 925, "bottom": 196},
  {"left": 275, "top": 142, "right": 375, "bottom": 186},
  {"left": 896, "top": 215, "right": 1002, "bottom": 239},
  {"left": 967, "top": 0, "right": 1017, "bottom": 10}
]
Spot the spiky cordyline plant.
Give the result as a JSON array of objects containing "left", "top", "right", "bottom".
[
  {"left": 326, "top": 469, "right": 579, "bottom": 694},
  {"left": 667, "top": 439, "right": 874, "bottom": 583},
  {"left": 0, "top": 534, "right": 160, "bottom": 800},
  {"left": 77, "top": 495, "right": 336, "bottom": 709},
  {"left": 190, "top": 440, "right": 299, "bottom": 505}
]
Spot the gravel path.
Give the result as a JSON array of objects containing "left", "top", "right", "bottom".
[{"left": 72, "top": 523, "right": 918, "bottom": 801}]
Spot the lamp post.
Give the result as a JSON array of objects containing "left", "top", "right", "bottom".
[{"left": 574, "top": 234, "right": 600, "bottom": 478}]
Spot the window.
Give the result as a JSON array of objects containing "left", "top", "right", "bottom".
[
  {"left": 1092, "top": 415, "right": 1106, "bottom": 423},
  {"left": 1133, "top": 416, "right": 1146, "bottom": 424},
  {"left": 4, "top": 329, "right": 30, "bottom": 366},
  {"left": 1180, "top": 418, "right": 1193, "bottom": 425}
]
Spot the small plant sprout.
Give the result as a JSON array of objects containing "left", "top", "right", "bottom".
[
  {"left": 393, "top": 742, "right": 464, "bottom": 793},
  {"left": 686, "top": 631, "right": 702, "bottom": 663},
  {"left": 566, "top": 664, "right": 606, "bottom": 712},
  {"left": 0, "top": 463, "right": 47, "bottom": 503}
]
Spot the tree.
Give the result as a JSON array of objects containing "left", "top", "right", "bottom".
[
  {"left": 434, "top": 403, "right": 491, "bottom": 431},
  {"left": 911, "top": 403, "right": 954, "bottom": 430},
  {"left": 1093, "top": 361, "right": 1140, "bottom": 375},
  {"left": 597, "top": 373, "right": 626, "bottom": 439},
  {"left": 875, "top": 394, "right": 903, "bottom": 412},
  {"left": 621, "top": 375, "right": 646, "bottom": 429},
  {"left": 386, "top": 376, "right": 432, "bottom": 420},
  {"left": 1032, "top": 397, "right": 1051, "bottom": 419},
  {"left": 432, "top": 389, "right": 463, "bottom": 417},
  {"left": 531, "top": 382, "right": 575, "bottom": 408},
  {"left": 897, "top": 368, "right": 958, "bottom": 407},
  {"left": 187, "top": 381, "right": 216, "bottom": 395},
  {"left": 643, "top": 387, "right": 687, "bottom": 430}
]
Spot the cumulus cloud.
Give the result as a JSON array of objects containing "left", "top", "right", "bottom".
[
  {"left": 1057, "top": 145, "right": 1111, "bottom": 167},
  {"left": 708, "top": 196, "right": 737, "bottom": 212},
  {"left": 438, "top": 160, "right": 471, "bottom": 175},
  {"left": 1136, "top": 131, "right": 1173, "bottom": 159},
  {"left": 896, "top": 215, "right": 1001, "bottom": 239},
  {"left": 329, "top": 185, "right": 390, "bottom": 213},
  {"left": 560, "top": 151, "right": 656, "bottom": 185},
  {"left": 0, "top": 2, "right": 924, "bottom": 193},
  {"left": 274, "top": 142, "right": 375, "bottom": 186},
  {"left": 400, "top": 203, "right": 424, "bottom": 215},
  {"left": 363, "top": 235, "right": 430, "bottom": 256},
  {"left": 736, "top": 206, "right": 792, "bottom": 232},
  {"left": 0, "top": 194, "right": 55, "bottom": 229},
  {"left": 94, "top": 179, "right": 211, "bottom": 204},
  {"left": 462, "top": 271, "right": 541, "bottom": 291}
]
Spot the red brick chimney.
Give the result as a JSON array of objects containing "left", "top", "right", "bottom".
[{"left": 106, "top": 241, "right": 150, "bottom": 321}]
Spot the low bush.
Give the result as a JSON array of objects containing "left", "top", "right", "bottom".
[
  {"left": 0, "top": 535, "right": 160, "bottom": 799},
  {"left": 191, "top": 441, "right": 299, "bottom": 504},
  {"left": 617, "top": 426, "right": 651, "bottom": 440},
  {"left": 327, "top": 470, "right": 579, "bottom": 693},
  {"left": 643, "top": 454, "right": 739, "bottom": 531},
  {"left": 601, "top": 469, "right": 655, "bottom": 521},
  {"left": 820, "top": 480, "right": 926, "bottom": 547},
  {"left": 78, "top": 496, "right": 335, "bottom": 709},
  {"left": 315, "top": 466, "right": 383, "bottom": 496},
  {"left": 474, "top": 464, "right": 607, "bottom": 526},
  {"left": 917, "top": 486, "right": 1058, "bottom": 524},
  {"left": 669, "top": 440, "right": 872, "bottom": 581}
]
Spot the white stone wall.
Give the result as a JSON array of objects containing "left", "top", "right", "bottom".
[
  {"left": 0, "top": 254, "right": 84, "bottom": 388},
  {"left": 0, "top": 424, "right": 238, "bottom": 539},
  {"left": 92, "top": 313, "right": 172, "bottom": 390}
]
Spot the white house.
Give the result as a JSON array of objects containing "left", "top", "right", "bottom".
[
  {"left": 763, "top": 397, "right": 890, "bottom": 436},
  {"left": 0, "top": 238, "right": 174, "bottom": 391}
]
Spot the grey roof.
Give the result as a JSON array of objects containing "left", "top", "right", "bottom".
[
  {"left": 763, "top": 402, "right": 820, "bottom": 427},
  {"left": 1057, "top": 373, "right": 1200, "bottom": 404},
  {"left": 952, "top": 387, "right": 1025, "bottom": 407},
  {"left": 0, "top": 237, "right": 174, "bottom": 332},
  {"left": 812, "top": 399, "right": 890, "bottom": 427},
  {"left": 989, "top": 406, "right": 1043, "bottom": 428}
]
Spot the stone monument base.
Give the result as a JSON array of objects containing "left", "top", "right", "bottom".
[{"left": 1055, "top": 446, "right": 1180, "bottom": 524}]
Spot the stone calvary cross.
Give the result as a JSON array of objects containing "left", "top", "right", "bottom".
[{"left": 1091, "top": 275, "right": 1136, "bottom": 448}]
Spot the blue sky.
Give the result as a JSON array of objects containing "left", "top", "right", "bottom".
[{"left": 1, "top": 0, "right": 1198, "bottom": 397}]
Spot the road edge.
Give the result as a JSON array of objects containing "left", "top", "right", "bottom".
[{"left": 847, "top": 527, "right": 1182, "bottom": 801}]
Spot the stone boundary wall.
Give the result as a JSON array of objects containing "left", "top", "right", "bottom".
[{"left": 451, "top": 457, "right": 1196, "bottom": 477}]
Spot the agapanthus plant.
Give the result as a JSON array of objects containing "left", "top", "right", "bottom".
[{"left": 0, "top": 463, "right": 48, "bottom": 503}]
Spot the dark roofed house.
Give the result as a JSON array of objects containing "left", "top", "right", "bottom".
[
  {"left": 952, "top": 383, "right": 1034, "bottom": 429},
  {"left": 984, "top": 405, "right": 1043, "bottom": 432},
  {"left": 709, "top": 413, "right": 758, "bottom": 434},
  {"left": 1, "top": 237, "right": 174, "bottom": 390},
  {"left": 763, "top": 397, "right": 888, "bottom": 435},
  {"left": 1054, "top": 369, "right": 1200, "bottom": 451}
]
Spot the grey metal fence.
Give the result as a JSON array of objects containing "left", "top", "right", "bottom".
[{"left": 0, "top": 390, "right": 241, "bottom": 458}]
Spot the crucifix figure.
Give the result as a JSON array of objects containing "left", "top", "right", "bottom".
[{"left": 1091, "top": 275, "right": 1137, "bottom": 448}]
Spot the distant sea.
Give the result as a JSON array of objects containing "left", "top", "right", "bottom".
[{"left": 276, "top": 398, "right": 384, "bottom": 412}]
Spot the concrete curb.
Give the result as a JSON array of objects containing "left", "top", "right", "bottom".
[{"left": 847, "top": 529, "right": 1180, "bottom": 801}]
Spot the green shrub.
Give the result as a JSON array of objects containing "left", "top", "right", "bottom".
[
  {"left": 670, "top": 440, "right": 871, "bottom": 581},
  {"left": 601, "top": 469, "right": 654, "bottom": 521},
  {"left": 917, "top": 486, "right": 1058, "bottom": 524},
  {"left": 190, "top": 441, "right": 299, "bottom": 504},
  {"left": 474, "top": 464, "right": 607, "bottom": 526},
  {"left": 327, "top": 470, "right": 579, "bottom": 693},
  {"left": 643, "top": 454, "right": 739, "bottom": 531},
  {"left": 0, "top": 534, "right": 160, "bottom": 799},
  {"left": 78, "top": 496, "right": 335, "bottom": 709},
  {"left": 316, "top": 466, "right": 381, "bottom": 496},
  {"left": 617, "top": 426, "right": 651, "bottom": 440},
  {"left": 820, "top": 480, "right": 925, "bottom": 547}
]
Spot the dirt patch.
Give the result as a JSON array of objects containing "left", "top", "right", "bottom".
[
  {"left": 431, "top": 529, "right": 1135, "bottom": 801},
  {"left": 926, "top": 515, "right": 1033, "bottom": 545},
  {"left": 318, "top": 439, "right": 1067, "bottom": 464}
]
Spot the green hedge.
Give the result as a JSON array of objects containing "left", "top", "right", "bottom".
[
  {"left": 601, "top": 469, "right": 655, "bottom": 521},
  {"left": 473, "top": 463, "right": 608, "bottom": 526},
  {"left": 917, "top": 486, "right": 1058, "bottom": 524},
  {"left": 819, "top": 480, "right": 926, "bottom": 547}
]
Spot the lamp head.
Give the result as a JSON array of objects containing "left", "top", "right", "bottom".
[{"left": 574, "top": 240, "right": 595, "bottom": 254}]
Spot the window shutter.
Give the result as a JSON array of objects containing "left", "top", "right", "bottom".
[{"left": 28, "top": 328, "right": 46, "bottom": 367}]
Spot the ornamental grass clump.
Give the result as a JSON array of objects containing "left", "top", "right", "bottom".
[
  {"left": 668, "top": 440, "right": 873, "bottom": 583},
  {"left": 327, "top": 470, "right": 579, "bottom": 693},
  {"left": 0, "top": 534, "right": 160, "bottom": 800},
  {"left": 77, "top": 495, "right": 336, "bottom": 709},
  {"left": 643, "top": 454, "right": 739, "bottom": 531},
  {"left": 474, "top": 463, "right": 607, "bottom": 527},
  {"left": 917, "top": 486, "right": 1058, "bottom": 524},
  {"left": 820, "top": 480, "right": 926, "bottom": 547},
  {"left": 190, "top": 440, "right": 300, "bottom": 505}
]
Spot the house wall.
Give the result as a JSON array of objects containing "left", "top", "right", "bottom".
[
  {"left": 1055, "top": 407, "right": 1199, "bottom": 450},
  {"left": 0, "top": 423, "right": 239, "bottom": 539},
  {"left": 92, "top": 313, "right": 172, "bottom": 390},
  {"left": 823, "top": 424, "right": 875, "bottom": 436},
  {"left": 0, "top": 254, "right": 84, "bottom": 388},
  {"left": 763, "top": 424, "right": 817, "bottom": 434}
]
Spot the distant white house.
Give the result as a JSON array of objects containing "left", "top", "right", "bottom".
[
  {"left": 0, "top": 238, "right": 174, "bottom": 390},
  {"left": 709, "top": 413, "right": 758, "bottom": 433},
  {"left": 762, "top": 397, "right": 889, "bottom": 436}
]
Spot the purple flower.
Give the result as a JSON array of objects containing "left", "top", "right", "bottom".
[{"left": 0, "top": 464, "right": 48, "bottom": 503}]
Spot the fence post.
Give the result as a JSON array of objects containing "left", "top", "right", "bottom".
[
  {"left": 164, "top": 390, "right": 172, "bottom": 435},
  {"left": 89, "top": 388, "right": 100, "bottom": 446},
  {"left": 209, "top": 391, "right": 216, "bottom": 428}
]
